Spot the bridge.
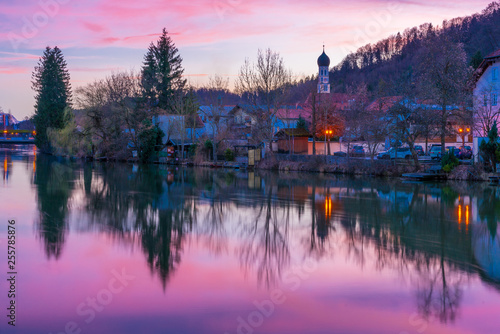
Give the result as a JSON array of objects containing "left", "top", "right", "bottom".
[{"left": 0, "top": 130, "right": 35, "bottom": 144}]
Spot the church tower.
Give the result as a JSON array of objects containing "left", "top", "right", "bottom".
[{"left": 317, "top": 46, "right": 330, "bottom": 94}]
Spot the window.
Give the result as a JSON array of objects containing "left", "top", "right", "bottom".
[
  {"left": 492, "top": 93, "right": 498, "bottom": 106},
  {"left": 493, "top": 68, "right": 498, "bottom": 81},
  {"left": 484, "top": 94, "right": 488, "bottom": 106}
]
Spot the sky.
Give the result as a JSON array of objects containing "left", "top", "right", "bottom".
[{"left": 0, "top": 0, "right": 494, "bottom": 120}]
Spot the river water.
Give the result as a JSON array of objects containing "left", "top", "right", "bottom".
[{"left": 0, "top": 146, "right": 499, "bottom": 334}]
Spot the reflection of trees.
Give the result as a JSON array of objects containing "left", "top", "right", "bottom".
[
  {"left": 141, "top": 209, "right": 184, "bottom": 290},
  {"left": 33, "top": 156, "right": 76, "bottom": 259},
  {"left": 200, "top": 173, "right": 230, "bottom": 255},
  {"left": 29, "top": 155, "right": 500, "bottom": 314},
  {"left": 81, "top": 164, "right": 196, "bottom": 289},
  {"left": 415, "top": 257, "right": 463, "bottom": 323},
  {"left": 239, "top": 183, "right": 291, "bottom": 288},
  {"left": 323, "top": 180, "right": 474, "bottom": 323},
  {"left": 478, "top": 188, "right": 500, "bottom": 238}
]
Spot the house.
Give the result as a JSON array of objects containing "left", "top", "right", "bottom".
[
  {"left": 153, "top": 114, "right": 204, "bottom": 158},
  {"left": 198, "top": 105, "right": 234, "bottom": 137},
  {"left": 275, "top": 105, "right": 308, "bottom": 129},
  {"left": 273, "top": 128, "right": 310, "bottom": 154},
  {"left": 473, "top": 49, "right": 500, "bottom": 137}
]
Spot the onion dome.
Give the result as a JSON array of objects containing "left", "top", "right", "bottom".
[{"left": 317, "top": 49, "right": 330, "bottom": 67}]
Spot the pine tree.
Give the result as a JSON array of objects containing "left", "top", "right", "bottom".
[
  {"left": 32, "top": 46, "right": 72, "bottom": 152},
  {"left": 296, "top": 115, "right": 307, "bottom": 130},
  {"left": 480, "top": 120, "right": 499, "bottom": 172},
  {"left": 141, "top": 28, "right": 186, "bottom": 112},
  {"left": 470, "top": 50, "right": 483, "bottom": 69}
]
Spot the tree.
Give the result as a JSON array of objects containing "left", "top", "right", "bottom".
[
  {"left": 141, "top": 28, "right": 186, "bottom": 112},
  {"left": 480, "top": 120, "right": 499, "bottom": 172},
  {"left": 315, "top": 103, "right": 343, "bottom": 156},
  {"left": 470, "top": 50, "right": 483, "bottom": 69},
  {"left": 76, "top": 71, "right": 148, "bottom": 160},
  {"left": 354, "top": 84, "right": 389, "bottom": 160},
  {"left": 201, "top": 74, "right": 231, "bottom": 162},
  {"left": 302, "top": 80, "right": 320, "bottom": 155},
  {"left": 32, "top": 46, "right": 72, "bottom": 152},
  {"left": 416, "top": 37, "right": 472, "bottom": 155},
  {"left": 236, "top": 48, "right": 293, "bottom": 151},
  {"left": 169, "top": 87, "right": 200, "bottom": 161},
  {"left": 388, "top": 102, "right": 427, "bottom": 168},
  {"left": 474, "top": 83, "right": 500, "bottom": 137},
  {"left": 296, "top": 115, "right": 307, "bottom": 130}
]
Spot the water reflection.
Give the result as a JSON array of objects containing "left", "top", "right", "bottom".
[
  {"left": 22, "top": 155, "right": 500, "bottom": 325},
  {"left": 33, "top": 155, "right": 76, "bottom": 259}
]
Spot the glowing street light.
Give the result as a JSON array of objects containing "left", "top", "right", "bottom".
[{"left": 458, "top": 126, "right": 470, "bottom": 150}]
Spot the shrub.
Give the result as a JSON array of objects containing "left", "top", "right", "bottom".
[
  {"left": 480, "top": 120, "right": 499, "bottom": 172},
  {"left": 224, "top": 148, "right": 235, "bottom": 161},
  {"left": 441, "top": 151, "right": 459, "bottom": 173}
]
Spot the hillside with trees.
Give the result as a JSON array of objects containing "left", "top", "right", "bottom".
[{"left": 330, "top": 2, "right": 500, "bottom": 94}]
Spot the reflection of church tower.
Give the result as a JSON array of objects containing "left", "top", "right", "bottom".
[{"left": 317, "top": 46, "right": 330, "bottom": 94}]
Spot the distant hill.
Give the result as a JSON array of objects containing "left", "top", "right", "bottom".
[{"left": 330, "top": 2, "right": 500, "bottom": 94}]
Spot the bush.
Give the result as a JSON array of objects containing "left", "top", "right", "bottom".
[
  {"left": 188, "top": 143, "right": 197, "bottom": 157},
  {"left": 480, "top": 120, "right": 499, "bottom": 172},
  {"left": 441, "top": 151, "right": 459, "bottom": 173},
  {"left": 138, "top": 120, "right": 164, "bottom": 163},
  {"left": 224, "top": 148, "right": 235, "bottom": 161}
]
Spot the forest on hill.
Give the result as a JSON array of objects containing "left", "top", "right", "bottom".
[{"left": 330, "top": 1, "right": 500, "bottom": 94}]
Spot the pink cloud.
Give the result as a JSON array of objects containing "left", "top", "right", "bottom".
[
  {"left": 0, "top": 51, "right": 39, "bottom": 61},
  {"left": 82, "top": 21, "right": 107, "bottom": 33},
  {"left": 0, "top": 66, "right": 29, "bottom": 74},
  {"left": 183, "top": 73, "right": 208, "bottom": 77},
  {"left": 69, "top": 66, "right": 124, "bottom": 73}
]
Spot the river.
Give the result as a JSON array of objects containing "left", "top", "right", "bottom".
[{"left": 0, "top": 146, "right": 499, "bottom": 334}]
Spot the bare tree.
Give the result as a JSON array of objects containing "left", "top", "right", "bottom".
[
  {"left": 169, "top": 87, "right": 199, "bottom": 160},
  {"left": 342, "top": 84, "right": 369, "bottom": 157},
  {"left": 356, "top": 85, "right": 389, "bottom": 160},
  {"left": 388, "top": 101, "right": 427, "bottom": 168},
  {"left": 201, "top": 74, "right": 230, "bottom": 162},
  {"left": 417, "top": 36, "right": 473, "bottom": 155},
  {"left": 75, "top": 71, "right": 145, "bottom": 159},
  {"left": 474, "top": 83, "right": 500, "bottom": 137},
  {"left": 236, "top": 48, "right": 293, "bottom": 152}
]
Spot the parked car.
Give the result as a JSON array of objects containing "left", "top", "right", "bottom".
[
  {"left": 414, "top": 145, "right": 424, "bottom": 156},
  {"left": 377, "top": 147, "right": 412, "bottom": 159},
  {"left": 349, "top": 145, "right": 365, "bottom": 157},
  {"left": 458, "top": 146, "right": 472, "bottom": 159},
  {"left": 333, "top": 151, "right": 347, "bottom": 157},
  {"left": 430, "top": 145, "right": 442, "bottom": 160}
]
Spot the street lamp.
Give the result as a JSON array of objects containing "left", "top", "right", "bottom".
[
  {"left": 325, "top": 129, "right": 333, "bottom": 155},
  {"left": 458, "top": 126, "right": 470, "bottom": 149}
]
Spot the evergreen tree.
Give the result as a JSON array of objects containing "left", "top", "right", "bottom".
[
  {"left": 470, "top": 50, "right": 483, "bottom": 69},
  {"left": 32, "top": 46, "right": 72, "bottom": 152},
  {"left": 480, "top": 120, "right": 499, "bottom": 172},
  {"left": 296, "top": 115, "right": 307, "bottom": 130},
  {"left": 141, "top": 28, "right": 186, "bottom": 112}
]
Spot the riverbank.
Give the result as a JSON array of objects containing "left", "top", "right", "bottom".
[
  {"left": 254, "top": 154, "right": 491, "bottom": 181},
  {"left": 41, "top": 149, "right": 493, "bottom": 182}
]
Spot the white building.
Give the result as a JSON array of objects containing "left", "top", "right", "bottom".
[{"left": 474, "top": 49, "right": 500, "bottom": 137}]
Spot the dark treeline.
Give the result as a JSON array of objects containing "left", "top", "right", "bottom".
[
  {"left": 331, "top": 2, "right": 500, "bottom": 93},
  {"left": 192, "top": 87, "right": 241, "bottom": 105}
]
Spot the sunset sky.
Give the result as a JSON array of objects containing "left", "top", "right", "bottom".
[{"left": 0, "top": 0, "right": 493, "bottom": 120}]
